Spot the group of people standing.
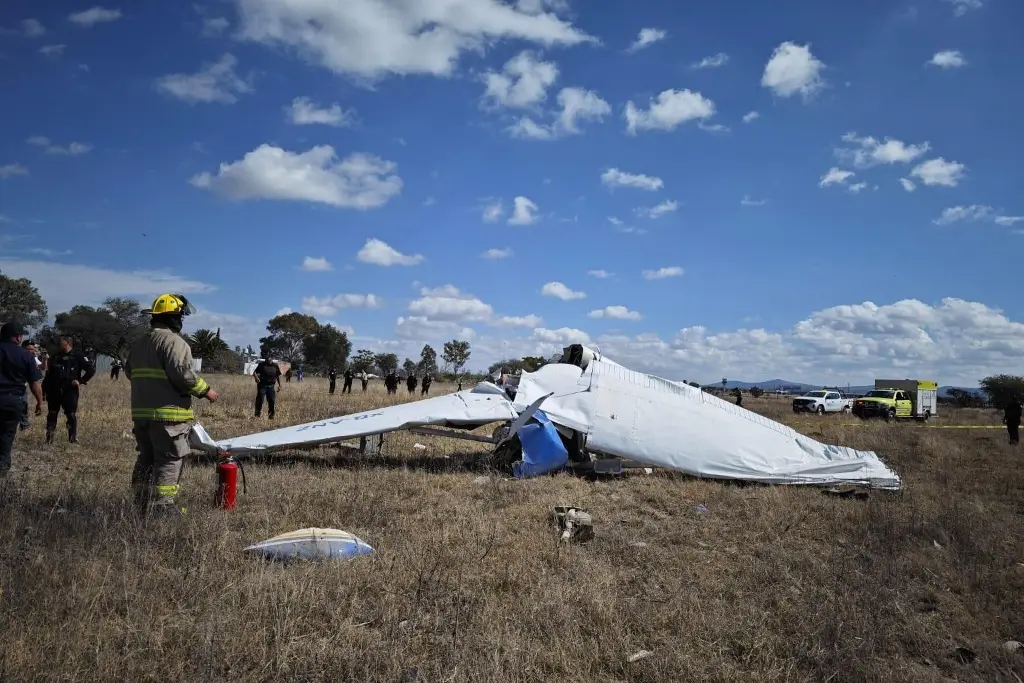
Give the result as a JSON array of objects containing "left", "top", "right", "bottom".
[{"left": 383, "top": 371, "right": 432, "bottom": 396}]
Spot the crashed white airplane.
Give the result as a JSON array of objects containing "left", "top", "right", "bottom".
[{"left": 190, "top": 345, "right": 901, "bottom": 489}]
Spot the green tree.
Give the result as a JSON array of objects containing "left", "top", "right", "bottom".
[
  {"left": 259, "top": 312, "right": 320, "bottom": 362},
  {"left": 402, "top": 358, "right": 417, "bottom": 375},
  {"left": 351, "top": 349, "right": 376, "bottom": 373},
  {"left": 304, "top": 324, "right": 352, "bottom": 371},
  {"left": 47, "top": 297, "right": 148, "bottom": 360},
  {"left": 374, "top": 352, "right": 399, "bottom": 375},
  {"left": 979, "top": 375, "right": 1024, "bottom": 409},
  {"left": 187, "top": 328, "right": 228, "bottom": 359},
  {"left": 487, "top": 358, "right": 523, "bottom": 376},
  {"left": 749, "top": 386, "right": 765, "bottom": 398},
  {"left": 520, "top": 355, "right": 547, "bottom": 372},
  {"left": 442, "top": 339, "right": 471, "bottom": 374},
  {"left": 418, "top": 344, "right": 438, "bottom": 374},
  {"left": 0, "top": 271, "right": 48, "bottom": 329}
]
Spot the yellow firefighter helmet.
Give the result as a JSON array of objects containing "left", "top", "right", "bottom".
[{"left": 144, "top": 293, "right": 195, "bottom": 316}]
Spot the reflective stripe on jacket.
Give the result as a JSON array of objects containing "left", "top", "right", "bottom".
[{"left": 125, "top": 324, "right": 209, "bottom": 422}]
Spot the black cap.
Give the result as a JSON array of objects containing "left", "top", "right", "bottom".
[{"left": 1, "top": 320, "right": 27, "bottom": 340}]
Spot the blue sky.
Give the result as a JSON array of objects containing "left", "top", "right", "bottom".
[{"left": 1, "top": 0, "right": 1022, "bottom": 385}]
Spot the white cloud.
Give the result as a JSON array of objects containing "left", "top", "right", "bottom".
[
  {"left": 202, "top": 17, "right": 230, "bottom": 36},
  {"left": 819, "top": 167, "right": 854, "bottom": 187},
  {"left": 155, "top": 54, "right": 252, "bottom": 104},
  {"left": 0, "top": 164, "right": 30, "bottom": 179},
  {"left": 532, "top": 327, "right": 590, "bottom": 345},
  {"left": 40, "top": 45, "right": 66, "bottom": 57},
  {"left": 932, "top": 205, "right": 993, "bottom": 225},
  {"left": 588, "top": 269, "right": 612, "bottom": 278},
  {"left": 588, "top": 305, "right": 642, "bottom": 321},
  {"left": 508, "top": 86, "right": 611, "bottom": 140},
  {"left": 691, "top": 52, "right": 729, "bottom": 69},
  {"left": 836, "top": 132, "right": 931, "bottom": 168},
  {"left": 625, "top": 89, "right": 716, "bottom": 134},
  {"left": 190, "top": 145, "right": 403, "bottom": 209},
  {"left": 761, "top": 41, "right": 825, "bottom": 100},
  {"left": 481, "top": 198, "right": 505, "bottom": 222},
  {"left": 945, "top": 0, "right": 983, "bottom": 17},
  {"left": 494, "top": 314, "right": 543, "bottom": 328},
  {"left": 627, "top": 28, "right": 667, "bottom": 52},
  {"left": 0, "top": 259, "right": 215, "bottom": 315},
  {"left": 635, "top": 200, "right": 678, "bottom": 219},
  {"left": 642, "top": 266, "right": 683, "bottom": 280},
  {"left": 515, "top": 0, "right": 570, "bottom": 14},
  {"left": 27, "top": 137, "right": 93, "bottom": 156},
  {"left": 481, "top": 247, "right": 513, "bottom": 259},
  {"left": 22, "top": 19, "right": 45, "bottom": 37},
  {"left": 929, "top": 50, "right": 966, "bottom": 68},
  {"left": 301, "top": 293, "right": 383, "bottom": 316},
  {"left": 68, "top": 7, "right": 122, "bottom": 27},
  {"left": 899, "top": 178, "right": 916, "bottom": 192},
  {"left": 994, "top": 216, "right": 1024, "bottom": 226},
  {"left": 541, "top": 281, "right": 586, "bottom": 300},
  {"left": 481, "top": 50, "right": 558, "bottom": 109},
  {"left": 742, "top": 111, "right": 759, "bottom": 123},
  {"left": 408, "top": 285, "right": 493, "bottom": 321},
  {"left": 233, "top": 0, "right": 595, "bottom": 82},
  {"left": 741, "top": 195, "right": 767, "bottom": 206},
  {"left": 356, "top": 238, "right": 424, "bottom": 266},
  {"left": 607, "top": 216, "right": 624, "bottom": 226},
  {"left": 287, "top": 96, "right": 355, "bottom": 126},
  {"left": 395, "top": 316, "right": 476, "bottom": 341},
  {"left": 847, "top": 182, "right": 869, "bottom": 194},
  {"left": 600, "top": 168, "right": 663, "bottom": 191},
  {"left": 300, "top": 256, "right": 333, "bottom": 272},
  {"left": 508, "top": 196, "right": 539, "bottom": 225},
  {"left": 910, "top": 158, "right": 966, "bottom": 187}
]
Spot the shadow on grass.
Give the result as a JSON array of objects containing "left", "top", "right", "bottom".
[{"left": 185, "top": 446, "right": 502, "bottom": 475}]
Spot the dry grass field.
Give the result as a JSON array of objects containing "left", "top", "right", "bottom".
[{"left": 1, "top": 374, "right": 1022, "bottom": 682}]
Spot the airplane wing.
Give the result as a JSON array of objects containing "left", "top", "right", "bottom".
[{"left": 191, "top": 384, "right": 519, "bottom": 456}]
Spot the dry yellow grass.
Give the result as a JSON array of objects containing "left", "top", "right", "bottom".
[{"left": 1, "top": 375, "right": 1022, "bottom": 682}]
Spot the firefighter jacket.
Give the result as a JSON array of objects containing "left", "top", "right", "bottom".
[
  {"left": 42, "top": 349, "right": 95, "bottom": 394},
  {"left": 125, "top": 323, "right": 210, "bottom": 422}
]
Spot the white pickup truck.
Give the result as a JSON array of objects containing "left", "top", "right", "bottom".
[{"left": 791, "top": 390, "right": 853, "bottom": 414}]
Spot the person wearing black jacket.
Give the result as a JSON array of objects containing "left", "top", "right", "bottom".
[
  {"left": 342, "top": 368, "right": 354, "bottom": 393},
  {"left": 1, "top": 321, "right": 44, "bottom": 474},
  {"left": 43, "top": 336, "right": 95, "bottom": 444},
  {"left": 328, "top": 366, "right": 338, "bottom": 395},
  {"left": 1004, "top": 396, "right": 1022, "bottom": 445}
]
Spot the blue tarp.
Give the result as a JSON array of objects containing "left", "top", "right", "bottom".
[{"left": 512, "top": 409, "right": 569, "bottom": 479}]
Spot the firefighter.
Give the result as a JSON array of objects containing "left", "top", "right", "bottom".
[
  {"left": 343, "top": 368, "right": 354, "bottom": 393},
  {"left": 406, "top": 373, "right": 418, "bottom": 394},
  {"left": 253, "top": 357, "right": 283, "bottom": 419},
  {"left": 43, "top": 336, "right": 95, "bottom": 444},
  {"left": 0, "top": 321, "right": 44, "bottom": 475},
  {"left": 125, "top": 294, "right": 218, "bottom": 516},
  {"left": 421, "top": 373, "right": 432, "bottom": 395},
  {"left": 1004, "top": 396, "right": 1022, "bottom": 445},
  {"left": 328, "top": 366, "right": 337, "bottom": 395}
]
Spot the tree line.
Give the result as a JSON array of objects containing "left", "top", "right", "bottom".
[{"left": 0, "top": 271, "right": 475, "bottom": 376}]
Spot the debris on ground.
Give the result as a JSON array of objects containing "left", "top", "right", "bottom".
[
  {"left": 822, "top": 485, "right": 870, "bottom": 500},
  {"left": 554, "top": 505, "right": 593, "bottom": 544},
  {"left": 627, "top": 650, "right": 654, "bottom": 664},
  {"left": 1003, "top": 640, "right": 1022, "bottom": 655},
  {"left": 243, "top": 527, "right": 374, "bottom": 561}
]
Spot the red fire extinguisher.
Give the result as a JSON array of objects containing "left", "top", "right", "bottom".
[{"left": 215, "top": 452, "right": 246, "bottom": 510}]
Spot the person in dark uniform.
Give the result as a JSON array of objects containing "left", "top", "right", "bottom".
[
  {"left": 343, "top": 368, "right": 354, "bottom": 393},
  {"left": 328, "top": 366, "right": 337, "bottom": 395},
  {"left": 383, "top": 371, "right": 395, "bottom": 395},
  {"left": 406, "top": 373, "right": 418, "bottom": 394},
  {"left": 253, "top": 358, "right": 283, "bottom": 419},
  {"left": 285, "top": 368, "right": 292, "bottom": 383},
  {"left": 421, "top": 373, "right": 432, "bottom": 395},
  {"left": 1004, "top": 396, "right": 1022, "bottom": 445},
  {"left": 733, "top": 388, "right": 743, "bottom": 407},
  {"left": 457, "top": 378, "right": 463, "bottom": 391},
  {"left": 110, "top": 358, "right": 122, "bottom": 380},
  {"left": 42, "top": 336, "right": 95, "bottom": 444},
  {"left": 1, "top": 321, "right": 44, "bottom": 474}
]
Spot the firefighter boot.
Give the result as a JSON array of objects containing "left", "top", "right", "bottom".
[{"left": 149, "top": 484, "right": 186, "bottom": 518}]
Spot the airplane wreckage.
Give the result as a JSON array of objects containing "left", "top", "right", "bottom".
[{"left": 189, "top": 345, "right": 902, "bottom": 489}]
